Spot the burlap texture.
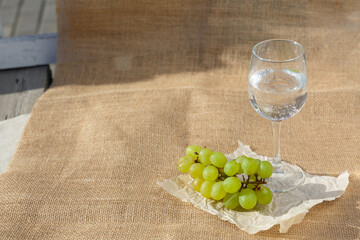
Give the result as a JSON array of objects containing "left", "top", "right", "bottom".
[{"left": 0, "top": 0, "right": 359, "bottom": 239}]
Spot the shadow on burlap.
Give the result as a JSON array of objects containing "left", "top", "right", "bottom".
[{"left": 0, "top": 0, "right": 359, "bottom": 239}]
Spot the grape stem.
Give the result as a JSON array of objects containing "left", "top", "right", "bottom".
[
  {"left": 240, "top": 174, "right": 266, "bottom": 191},
  {"left": 216, "top": 168, "right": 267, "bottom": 191},
  {"left": 217, "top": 169, "right": 227, "bottom": 181}
]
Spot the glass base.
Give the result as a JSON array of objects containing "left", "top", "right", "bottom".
[{"left": 267, "top": 161, "right": 305, "bottom": 193}]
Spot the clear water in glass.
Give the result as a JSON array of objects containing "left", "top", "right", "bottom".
[{"left": 249, "top": 69, "right": 307, "bottom": 121}]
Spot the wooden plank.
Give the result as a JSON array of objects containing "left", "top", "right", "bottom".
[
  {"left": 35, "top": 0, "right": 47, "bottom": 34},
  {"left": 0, "top": 65, "right": 51, "bottom": 120},
  {"left": 0, "top": 33, "right": 57, "bottom": 69},
  {"left": 39, "top": 0, "right": 57, "bottom": 34},
  {"left": 0, "top": 16, "right": 3, "bottom": 37},
  {"left": 15, "top": 0, "right": 43, "bottom": 36},
  {"left": 0, "top": 0, "right": 22, "bottom": 37}
]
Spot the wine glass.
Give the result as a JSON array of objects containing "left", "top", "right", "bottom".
[{"left": 248, "top": 39, "right": 307, "bottom": 192}]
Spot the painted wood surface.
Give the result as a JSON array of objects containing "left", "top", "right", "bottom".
[
  {"left": 0, "top": 17, "right": 3, "bottom": 37},
  {"left": 0, "top": 0, "right": 57, "bottom": 37},
  {"left": 0, "top": 33, "right": 57, "bottom": 69}
]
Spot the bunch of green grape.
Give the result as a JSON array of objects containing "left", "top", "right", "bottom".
[{"left": 178, "top": 145, "right": 273, "bottom": 210}]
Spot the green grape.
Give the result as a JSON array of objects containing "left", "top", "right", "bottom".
[
  {"left": 200, "top": 180, "right": 215, "bottom": 199},
  {"left": 186, "top": 145, "right": 202, "bottom": 160},
  {"left": 249, "top": 175, "right": 257, "bottom": 182},
  {"left": 235, "top": 156, "right": 246, "bottom": 174},
  {"left": 241, "top": 157, "right": 259, "bottom": 175},
  {"left": 223, "top": 192, "right": 240, "bottom": 210},
  {"left": 189, "top": 163, "right": 205, "bottom": 179},
  {"left": 235, "top": 156, "right": 247, "bottom": 165},
  {"left": 238, "top": 189, "right": 257, "bottom": 210},
  {"left": 178, "top": 156, "right": 193, "bottom": 164},
  {"left": 199, "top": 148, "right": 213, "bottom": 166},
  {"left": 224, "top": 160, "right": 240, "bottom": 176},
  {"left": 178, "top": 158, "right": 195, "bottom": 173},
  {"left": 237, "top": 165, "right": 244, "bottom": 174},
  {"left": 255, "top": 159, "right": 261, "bottom": 171},
  {"left": 193, "top": 178, "right": 205, "bottom": 192},
  {"left": 289, "top": 68, "right": 300, "bottom": 73},
  {"left": 210, "top": 152, "right": 227, "bottom": 168},
  {"left": 202, "top": 165, "right": 219, "bottom": 181},
  {"left": 210, "top": 181, "right": 227, "bottom": 200},
  {"left": 257, "top": 161, "right": 273, "bottom": 179},
  {"left": 223, "top": 177, "right": 241, "bottom": 193},
  {"left": 256, "top": 186, "right": 273, "bottom": 205},
  {"left": 247, "top": 183, "right": 255, "bottom": 189}
]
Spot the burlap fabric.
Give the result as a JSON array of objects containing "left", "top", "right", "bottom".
[{"left": 0, "top": 0, "right": 359, "bottom": 239}]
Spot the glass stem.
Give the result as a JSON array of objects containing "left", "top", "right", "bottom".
[{"left": 272, "top": 120, "right": 284, "bottom": 172}]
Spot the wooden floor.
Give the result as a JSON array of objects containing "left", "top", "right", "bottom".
[
  {"left": 0, "top": 1, "right": 56, "bottom": 120},
  {"left": 0, "top": 0, "right": 56, "bottom": 37},
  {"left": 0, "top": 66, "right": 51, "bottom": 121}
]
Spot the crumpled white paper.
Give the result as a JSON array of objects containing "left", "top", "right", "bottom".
[
  {"left": 0, "top": 114, "right": 30, "bottom": 174},
  {"left": 157, "top": 141, "right": 349, "bottom": 234}
]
